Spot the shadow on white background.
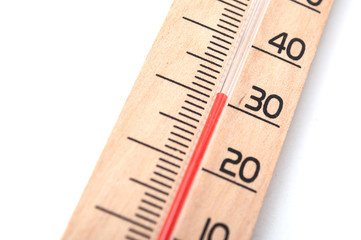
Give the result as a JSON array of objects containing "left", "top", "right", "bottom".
[{"left": 253, "top": 1, "right": 361, "bottom": 239}]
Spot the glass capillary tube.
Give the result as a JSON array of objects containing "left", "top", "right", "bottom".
[
  {"left": 157, "top": 1, "right": 271, "bottom": 239},
  {"left": 219, "top": 0, "right": 271, "bottom": 96}
]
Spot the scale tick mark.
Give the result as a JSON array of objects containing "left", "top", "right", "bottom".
[
  {"left": 129, "top": 228, "right": 151, "bottom": 239},
  {"left": 95, "top": 206, "right": 154, "bottom": 232},
  {"left": 183, "top": 17, "right": 234, "bottom": 39}
]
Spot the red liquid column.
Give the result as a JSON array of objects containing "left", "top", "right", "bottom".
[{"left": 158, "top": 93, "right": 228, "bottom": 240}]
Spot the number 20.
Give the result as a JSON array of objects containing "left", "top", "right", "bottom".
[{"left": 220, "top": 148, "right": 260, "bottom": 183}]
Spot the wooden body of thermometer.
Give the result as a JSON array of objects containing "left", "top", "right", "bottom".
[{"left": 63, "top": 0, "right": 333, "bottom": 239}]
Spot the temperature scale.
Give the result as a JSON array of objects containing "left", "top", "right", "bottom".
[{"left": 63, "top": 0, "right": 333, "bottom": 239}]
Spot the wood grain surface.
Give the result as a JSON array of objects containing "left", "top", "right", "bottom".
[{"left": 63, "top": 0, "right": 333, "bottom": 239}]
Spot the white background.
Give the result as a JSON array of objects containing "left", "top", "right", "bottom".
[{"left": 0, "top": 0, "right": 360, "bottom": 239}]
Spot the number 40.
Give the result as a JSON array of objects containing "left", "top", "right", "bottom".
[{"left": 268, "top": 32, "right": 306, "bottom": 61}]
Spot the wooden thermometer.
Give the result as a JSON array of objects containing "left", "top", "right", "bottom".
[{"left": 63, "top": 0, "right": 333, "bottom": 239}]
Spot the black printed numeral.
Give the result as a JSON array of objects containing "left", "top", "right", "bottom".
[
  {"left": 245, "top": 86, "right": 283, "bottom": 119},
  {"left": 307, "top": 0, "right": 322, "bottom": 6},
  {"left": 200, "top": 218, "right": 230, "bottom": 240},
  {"left": 268, "top": 32, "right": 306, "bottom": 61},
  {"left": 220, "top": 148, "right": 260, "bottom": 183}
]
